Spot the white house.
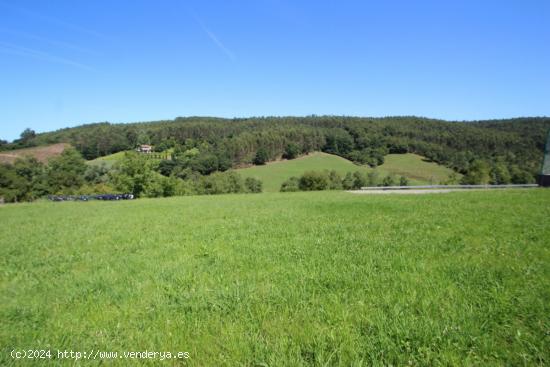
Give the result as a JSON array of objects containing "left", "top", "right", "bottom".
[{"left": 136, "top": 144, "right": 153, "bottom": 153}]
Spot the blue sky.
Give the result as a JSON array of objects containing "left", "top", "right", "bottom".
[{"left": 0, "top": 0, "right": 549, "bottom": 141}]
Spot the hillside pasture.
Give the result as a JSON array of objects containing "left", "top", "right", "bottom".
[
  {"left": 237, "top": 152, "right": 459, "bottom": 192},
  {"left": 88, "top": 150, "right": 173, "bottom": 167},
  {"left": 236, "top": 152, "right": 368, "bottom": 192},
  {"left": 87, "top": 150, "right": 131, "bottom": 167},
  {"left": 376, "top": 153, "right": 460, "bottom": 184},
  {"left": 1, "top": 190, "right": 549, "bottom": 366}
]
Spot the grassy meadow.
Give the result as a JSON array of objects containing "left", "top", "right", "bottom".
[
  {"left": 237, "top": 152, "right": 457, "bottom": 192},
  {"left": 1, "top": 189, "right": 549, "bottom": 365}
]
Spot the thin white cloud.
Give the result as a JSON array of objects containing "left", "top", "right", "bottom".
[
  {"left": 0, "top": 41, "right": 94, "bottom": 71},
  {"left": 0, "top": 28, "right": 98, "bottom": 56},
  {"left": 0, "top": 2, "right": 108, "bottom": 40},
  {"left": 193, "top": 14, "right": 236, "bottom": 62}
]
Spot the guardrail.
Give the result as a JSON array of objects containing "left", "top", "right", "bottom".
[{"left": 359, "top": 184, "right": 539, "bottom": 190}]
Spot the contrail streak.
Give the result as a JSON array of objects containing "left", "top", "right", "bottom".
[
  {"left": 0, "top": 28, "right": 98, "bottom": 55},
  {"left": 0, "top": 2, "right": 108, "bottom": 40},
  {"left": 193, "top": 14, "right": 236, "bottom": 62},
  {"left": 0, "top": 41, "right": 95, "bottom": 71}
]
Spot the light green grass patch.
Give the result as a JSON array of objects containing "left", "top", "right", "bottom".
[
  {"left": 377, "top": 153, "right": 461, "bottom": 184},
  {"left": 87, "top": 151, "right": 130, "bottom": 167}
]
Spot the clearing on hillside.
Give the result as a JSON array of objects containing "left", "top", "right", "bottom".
[
  {"left": 87, "top": 150, "right": 131, "bottom": 167},
  {"left": 0, "top": 143, "right": 69, "bottom": 164},
  {"left": 237, "top": 152, "right": 459, "bottom": 192},
  {"left": 1, "top": 190, "right": 548, "bottom": 365},
  {"left": 376, "top": 153, "right": 459, "bottom": 184},
  {"left": 88, "top": 149, "right": 174, "bottom": 167}
]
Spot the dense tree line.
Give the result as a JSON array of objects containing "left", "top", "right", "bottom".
[
  {"left": 1, "top": 116, "right": 549, "bottom": 193},
  {"left": 0, "top": 149, "right": 262, "bottom": 203}
]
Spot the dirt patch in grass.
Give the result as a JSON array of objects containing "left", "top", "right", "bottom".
[{"left": 0, "top": 143, "right": 69, "bottom": 164}]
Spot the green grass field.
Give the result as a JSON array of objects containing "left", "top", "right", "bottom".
[
  {"left": 1, "top": 190, "right": 549, "bottom": 365},
  {"left": 238, "top": 152, "right": 458, "bottom": 192}
]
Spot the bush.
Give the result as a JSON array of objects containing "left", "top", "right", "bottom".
[
  {"left": 490, "top": 163, "right": 511, "bottom": 184},
  {"left": 197, "top": 171, "right": 246, "bottom": 195},
  {"left": 352, "top": 171, "right": 367, "bottom": 189},
  {"left": 382, "top": 174, "right": 398, "bottom": 186},
  {"left": 342, "top": 172, "right": 354, "bottom": 190},
  {"left": 245, "top": 177, "right": 262, "bottom": 193},
  {"left": 76, "top": 183, "right": 116, "bottom": 195},
  {"left": 299, "top": 171, "right": 329, "bottom": 191},
  {"left": 283, "top": 143, "right": 300, "bottom": 160},
  {"left": 328, "top": 170, "right": 342, "bottom": 190},
  {"left": 509, "top": 165, "right": 534, "bottom": 184},
  {"left": 367, "top": 170, "right": 379, "bottom": 187},
  {"left": 253, "top": 148, "right": 269, "bottom": 165},
  {"left": 280, "top": 177, "right": 300, "bottom": 192},
  {"left": 443, "top": 172, "right": 460, "bottom": 185},
  {"left": 461, "top": 160, "right": 491, "bottom": 184}
]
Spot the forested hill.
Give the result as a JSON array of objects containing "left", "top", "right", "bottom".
[{"left": 2, "top": 116, "right": 550, "bottom": 180}]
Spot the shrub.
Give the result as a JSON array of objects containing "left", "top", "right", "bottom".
[
  {"left": 253, "top": 148, "right": 269, "bottom": 165},
  {"left": 443, "top": 172, "right": 460, "bottom": 185},
  {"left": 76, "top": 183, "right": 116, "bottom": 195},
  {"left": 382, "top": 174, "right": 397, "bottom": 186},
  {"left": 299, "top": 171, "right": 329, "bottom": 191},
  {"left": 328, "top": 170, "right": 342, "bottom": 190},
  {"left": 245, "top": 177, "right": 263, "bottom": 193},
  {"left": 280, "top": 177, "right": 300, "bottom": 192},
  {"left": 342, "top": 172, "right": 354, "bottom": 190},
  {"left": 202, "top": 172, "right": 243, "bottom": 194},
  {"left": 461, "top": 160, "right": 491, "bottom": 184},
  {"left": 352, "top": 171, "right": 367, "bottom": 189},
  {"left": 283, "top": 143, "right": 300, "bottom": 160},
  {"left": 367, "top": 170, "right": 379, "bottom": 187}
]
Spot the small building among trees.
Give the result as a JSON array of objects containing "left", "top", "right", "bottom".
[{"left": 136, "top": 144, "right": 153, "bottom": 153}]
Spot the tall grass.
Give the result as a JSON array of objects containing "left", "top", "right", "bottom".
[{"left": 1, "top": 190, "right": 549, "bottom": 365}]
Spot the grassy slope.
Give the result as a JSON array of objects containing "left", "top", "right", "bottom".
[
  {"left": 1, "top": 190, "right": 549, "bottom": 366},
  {"left": 237, "top": 152, "right": 369, "bottom": 192},
  {"left": 376, "top": 153, "right": 459, "bottom": 184},
  {"left": 88, "top": 151, "right": 130, "bottom": 167},
  {"left": 0, "top": 143, "right": 68, "bottom": 164},
  {"left": 88, "top": 149, "right": 174, "bottom": 167},
  {"left": 238, "top": 152, "right": 458, "bottom": 192}
]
